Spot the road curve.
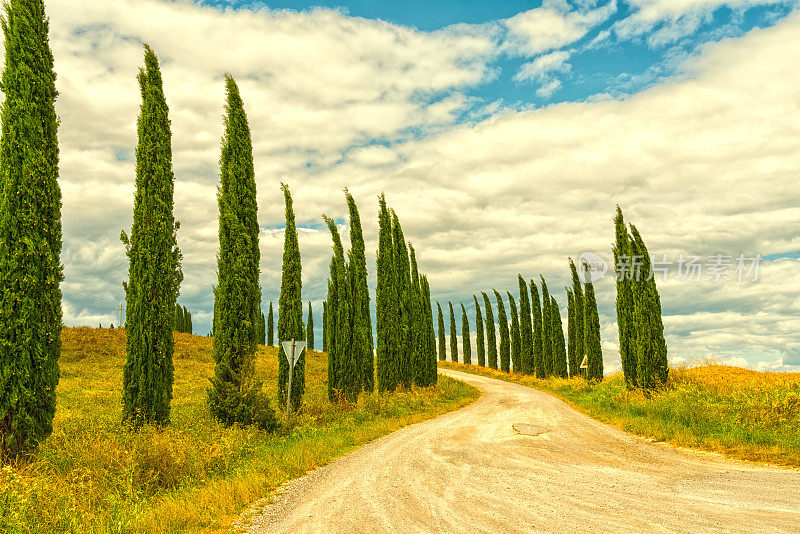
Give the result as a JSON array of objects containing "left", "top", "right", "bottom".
[{"left": 247, "top": 369, "right": 800, "bottom": 533}]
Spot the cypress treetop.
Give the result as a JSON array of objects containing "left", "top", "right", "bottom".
[
  {"left": 448, "top": 301, "right": 458, "bottom": 363},
  {"left": 437, "top": 302, "right": 446, "bottom": 362},
  {"left": 494, "top": 290, "right": 510, "bottom": 373},
  {"left": 584, "top": 280, "right": 604, "bottom": 381},
  {"left": 410, "top": 245, "right": 427, "bottom": 386},
  {"left": 517, "top": 275, "right": 533, "bottom": 374},
  {"left": 551, "top": 296, "right": 568, "bottom": 378},
  {"left": 473, "top": 295, "right": 485, "bottom": 367},
  {"left": 460, "top": 303, "right": 471, "bottom": 365},
  {"left": 267, "top": 301, "right": 274, "bottom": 346},
  {"left": 530, "top": 279, "right": 543, "bottom": 377},
  {"left": 0, "top": 0, "right": 63, "bottom": 456},
  {"left": 539, "top": 277, "right": 552, "bottom": 377},
  {"left": 569, "top": 259, "right": 585, "bottom": 379},
  {"left": 391, "top": 211, "right": 413, "bottom": 388},
  {"left": 482, "top": 291, "right": 498, "bottom": 369},
  {"left": 307, "top": 302, "right": 314, "bottom": 351},
  {"left": 346, "top": 191, "right": 374, "bottom": 392},
  {"left": 614, "top": 207, "right": 637, "bottom": 388},
  {"left": 508, "top": 292, "right": 521, "bottom": 373},
  {"left": 375, "top": 194, "right": 397, "bottom": 392}
]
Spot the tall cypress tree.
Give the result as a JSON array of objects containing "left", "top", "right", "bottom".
[
  {"left": 120, "top": 46, "right": 182, "bottom": 428},
  {"left": 567, "top": 290, "right": 577, "bottom": 377},
  {"left": 174, "top": 304, "right": 182, "bottom": 333},
  {"left": 375, "top": 194, "right": 397, "bottom": 392},
  {"left": 325, "top": 275, "right": 338, "bottom": 401},
  {"left": 569, "top": 259, "right": 585, "bottom": 379},
  {"left": 508, "top": 292, "right": 521, "bottom": 372},
  {"left": 410, "top": 245, "right": 426, "bottom": 386},
  {"left": 530, "top": 280, "right": 543, "bottom": 378},
  {"left": 267, "top": 301, "right": 274, "bottom": 346},
  {"left": 473, "top": 295, "right": 485, "bottom": 367},
  {"left": 0, "top": 0, "right": 63, "bottom": 456},
  {"left": 183, "top": 306, "right": 190, "bottom": 334},
  {"left": 551, "top": 296, "right": 568, "bottom": 378},
  {"left": 482, "top": 292, "right": 498, "bottom": 369},
  {"left": 584, "top": 280, "right": 603, "bottom": 381},
  {"left": 460, "top": 303, "right": 471, "bottom": 365},
  {"left": 307, "top": 302, "right": 314, "bottom": 351},
  {"left": 207, "top": 76, "right": 274, "bottom": 429},
  {"left": 630, "top": 224, "right": 668, "bottom": 389},
  {"left": 494, "top": 290, "right": 510, "bottom": 373},
  {"left": 322, "top": 300, "right": 327, "bottom": 352},
  {"left": 437, "top": 302, "right": 446, "bottom": 362},
  {"left": 391, "top": 211, "right": 412, "bottom": 388},
  {"left": 278, "top": 184, "right": 304, "bottom": 411},
  {"left": 539, "top": 277, "right": 552, "bottom": 377},
  {"left": 614, "top": 207, "right": 637, "bottom": 388},
  {"left": 517, "top": 275, "right": 533, "bottom": 374},
  {"left": 422, "top": 276, "right": 437, "bottom": 386},
  {"left": 346, "top": 191, "right": 374, "bottom": 392},
  {"left": 448, "top": 301, "right": 458, "bottom": 363}
]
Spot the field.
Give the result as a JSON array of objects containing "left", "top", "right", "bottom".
[
  {"left": 0, "top": 328, "right": 478, "bottom": 533},
  {"left": 439, "top": 360, "right": 800, "bottom": 467}
]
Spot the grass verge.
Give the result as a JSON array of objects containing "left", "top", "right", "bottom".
[
  {"left": 439, "top": 360, "right": 800, "bottom": 467},
  {"left": 0, "top": 327, "right": 478, "bottom": 533}
]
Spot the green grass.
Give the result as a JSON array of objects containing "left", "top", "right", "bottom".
[
  {"left": 439, "top": 360, "right": 800, "bottom": 467},
  {"left": 0, "top": 327, "right": 478, "bottom": 533}
]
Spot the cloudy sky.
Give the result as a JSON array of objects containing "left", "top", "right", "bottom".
[{"left": 40, "top": 0, "right": 800, "bottom": 373}]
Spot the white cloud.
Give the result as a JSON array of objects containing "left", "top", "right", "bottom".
[{"left": 513, "top": 50, "right": 572, "bottom": 97}]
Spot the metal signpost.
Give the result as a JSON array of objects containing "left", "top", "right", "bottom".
[{"left": 281, "top": 339, "right": 306, "bottom": 420}]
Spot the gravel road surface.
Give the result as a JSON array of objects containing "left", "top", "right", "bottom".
[{"left": 246, "top": 369, "right": 800, "bottom": 533}]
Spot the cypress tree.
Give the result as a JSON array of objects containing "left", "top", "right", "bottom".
[
  {"left": 460, "top": 303, "right": 471, "bottom": 365},
  {"left": 183, "top": 306, "right": 190, "bottom": 334},
  {"left": 325, "top": 216, "right": 359, "bottom": 402},
  {"left": 614, "top": 207, "right": 637, "bottom": 388},
  {"left": 422, "top": 276, "right": 437, "bottom": 386},
  {"left": 584, "top": 280, "right": 603, "bottom": 381},
  {"left": 473, "top": 295, "right": 485, "bottom": 367},
  {"left": 494, "top": 290, "right": 510, "bottom": 373},
  {"left": 277, "top": 184, "right": 304, "bottom": 411},
  {"left": 482, "top": 292, "right": 498, "bottom": 369},
  {"left": 517, "top": 276, "right": 533, "bottom": 374},
  {"left": 325, "top": 275, "right": 338, "bottom": 401},
  {"left": 307, "top": 302, "right": 314, "bottom": 351},
  {"left": 630, "top": 224, "right": 668, "bottom": 389},
  {"left": 508, "top": 292, "right": 521, "bottom": 372},
  {"left": 551, "top": 296, "right": 568, "bottom": 378},
  {"left": 437, "top": 302, "right": 446, "bottom": 362},
  {"left": 376, "top": 195, "right": 398, "bottom": 392},
  {"left": 448, "top": 301, "right": 458, "bottom": 363},
  {"left": 0, "top": 0, "right": 63, "bottom": 457},
  {"left": 259, "top": 309, "right": 265, "bottom": 345},
  {"left": 346, "top": 191, "right": 373, "bottom": 392},
  {"left": 120, "top": 46, "right": 182, "bottom": 428},
  {"left": 391, "top": 211, "right": 412, "bottom": 388},
  {"left": 267, "top": 302, "right": 274, "bottom": 346},
  {"left": 539, "top": 277, "right": 552, "bottom": 377},
  {"left": 207, "top": 76, "right": 275, "bottom": 429},
  {"left": 567, "top": 290, "right": 577, "bottom": 377},
  {"left": 322, "top": 300, "right": 327, "bottom": 352},
  {"left": 569, "top": 259, "right": 585, "bottom": 378},
  {"left": 410, "top": 245, "right": 427, "bottom": 386},
  {"left": 174, "top": 304, "right": 181, "bottom": 332},
  {"left": 188, "top": 309, "right": 193, "bottom": 335},
  {"left": 530, "top": 280, "right": 543, "bottom": 377}
]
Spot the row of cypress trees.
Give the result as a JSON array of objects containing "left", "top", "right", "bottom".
[
  {"left": 174, "top": 304, "right": 193, "bottom": 334},
  {"left": 437, "top": 270, "right": 603, "bottom": 380},
  {"left": 614, "top": 207, "right": 668, "bottom": 391}
]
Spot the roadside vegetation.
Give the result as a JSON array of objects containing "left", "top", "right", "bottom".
[
  {"left": 440, "top": 360, "right": 800, "bottom": 467},
  {"left": 0, "top": 328, "right": 478, "bottom": 533}
]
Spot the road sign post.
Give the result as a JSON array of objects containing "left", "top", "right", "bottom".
[
  {"left": 580, "top": 355, "right": 589, "bottom": 379},
  {"left": 281, "top": 339, "right": 306, "bottom": 421}
]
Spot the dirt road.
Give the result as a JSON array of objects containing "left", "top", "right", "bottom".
[{"left": 247, "top": 369, "right": 800, "bottom": 533}]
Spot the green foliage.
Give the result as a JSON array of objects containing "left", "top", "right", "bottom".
[
  {"left": 630, "top": 224, "right": 668, "bottom": 389},
  {"left": 530, "top": 280, "right": 543, "bottom": 378},
  {"left": 494, "top": 290, "right": 510, "bottom": 373},
  {"left": 121, "top": 46, "right": 182, "bottom": 428},
  {"left": 391, "top": 211, "right": 412, "bottom": 389},
  {"left": 306, "top": 302, "right": 314, "bottom": 351},
  {"left": 567, "top": 290, "right": 577, "bottom": 376},
  {"left": 410, "top": 245, "right": 428, "bottom": 386},
  {"left": 346, "top": 191, "right": 373, "bottom": 392},
  {"left": 482, "top": 292, "right": 498, "bottom": 369},
  {"left": 551, "top": 297, "right": 568, "bottom": 378},
  {"left": 507, "top": 292, "right": 520, "bottom": 372},
  {"left": 322, "top": 301, "right": 327, "bottom": 352},
  {"left": 614, "top": 207, "right": 637, "bottom": 388},
  {"left": 473, "top": 295, "right": 485, "bottom": 367},
  {"left": 448, "top": 301, "right": 458, "bottom": 363},
  {"left": 568, "top": 258, "right": 584, "bottom": 378},
  {"left": 437, "top": 302, "right": 446, "bottom": 362},
  {"left": 584, "top": 280, "right": 604, "bottom": 381},
  {"left": 0, "top": 0, "right": 63, "bottom": 458},
  {"left": 267, "top": 302, "right": 274, "bottom": 347},
  {"left": 422, "top": 276, "right": 438, "bottom": 386},
  {"left": 206, "top": 76, "right": 274, "bottom": 429},
  {"left": 539, "top": 277, "right": 552, "bottom": 378},
  {"left": 460, "top": 303, "right": 471, "bottom": 365},
  {"left": 258, "top": 309, "right": 265, "bottom": 345},
  {"left": 517, "top": 276, "right": 533, "bottom": 374},
  {"left": 376, "top": 194, "right": 398, "bottom": 392},
  {"left": 325, "top": 276, "right": 337, "bottom": 402},
  {"left": 277, "top": 184, "right": 304, "bottom": 411}
]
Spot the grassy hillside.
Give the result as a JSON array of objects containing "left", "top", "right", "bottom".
[
  {"left": 439, "top": 361, "right": 800, "bottom": 467},
  {"left": 0, "top": 327, "right": 478, "bottom": 533}
]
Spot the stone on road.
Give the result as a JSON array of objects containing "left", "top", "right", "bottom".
[{"left": 247, "top": 369, "right": 800, "bottom": 533}]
